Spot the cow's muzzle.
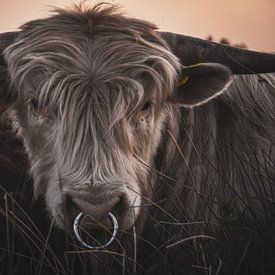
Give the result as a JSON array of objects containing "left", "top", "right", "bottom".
[
  {"left": 72, "top": 196, "right": 120, "bottom": 249},
  {"left": 67, "top": 191, "right": 136, "bottom": 249}
]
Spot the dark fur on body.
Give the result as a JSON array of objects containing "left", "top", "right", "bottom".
[
  {"left": 143, "top": 73, "right": 275, "bottom": 274},
  {"left": 1, "top": 73, "right": 275, "bottom": 274}
]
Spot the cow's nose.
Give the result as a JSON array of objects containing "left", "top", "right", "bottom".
[
  {"left": 72, "top": 196, "right": 120, "bottom": 227},
  {"left": 70, "top": 195, "right": 122, "bottom": 248}
]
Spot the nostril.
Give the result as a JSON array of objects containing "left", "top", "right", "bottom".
[{"left": 108, "top": 195, "right": 126, "bottom": 219}]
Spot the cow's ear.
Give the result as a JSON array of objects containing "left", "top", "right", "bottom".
[{"left": 170, "top": 63, "right": 232, "bottom": 108}]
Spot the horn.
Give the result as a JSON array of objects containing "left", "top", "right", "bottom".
[
  {"left": 0, "top": 32, "right": 18, "bottom": 52},
  {"left": 1, "top": 31, "right": 274, "bottom": 74},
  {"left": 0, "top": 32, "right": 18, "bottom": 104},
  {"left": 0, "top": 31, "right": 18, "bottom": 67},
  {"left": 160, "top": 32, "right": 275, "bottom": 74}
]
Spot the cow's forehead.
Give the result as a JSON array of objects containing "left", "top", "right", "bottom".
[{"left": 5, "top": 7, "right": 180, "bottom": 118}]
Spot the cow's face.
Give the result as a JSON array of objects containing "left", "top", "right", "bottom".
[
  {"left": 3, "top": 7, "right": 182, "bottom": 232},
  {"left": 2, "top": 6, "right": 232, "bottom": 236}
]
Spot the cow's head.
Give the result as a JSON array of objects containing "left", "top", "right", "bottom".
[{"left": 0, "top": 4, "right": 274, "bottom": 242}]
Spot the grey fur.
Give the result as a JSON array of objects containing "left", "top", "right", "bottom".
[
  {"left": 2, "top": 4, "right": 275, "bottom": 237},
  {"left": 3, "top": 4, "right": 180, "bottom": 229}
]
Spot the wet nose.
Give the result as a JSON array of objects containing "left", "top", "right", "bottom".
[{"left": 72, "top": 196, "right": 120, "bottom": 227}]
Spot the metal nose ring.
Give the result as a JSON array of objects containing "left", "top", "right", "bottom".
[{"left": 73, "top": 212, "right": 118, "bottom": 250}]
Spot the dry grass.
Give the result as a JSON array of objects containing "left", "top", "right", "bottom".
[{"left": 1, "top": 95, "right": 275, "bottom": 274}]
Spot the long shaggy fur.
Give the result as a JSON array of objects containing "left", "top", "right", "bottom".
[
  {"left": 142, "top": 73, "right": 275, "bottom": 274},
  {"left": 3, "top": 3, "right": 180, "bottom": 230},
  {"left": 0, "top": 3, "right": 275, "bottom": 275}
]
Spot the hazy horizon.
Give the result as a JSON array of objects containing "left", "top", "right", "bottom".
[{"left": 1, "top": 0, "right": 274, "bottom": 52}]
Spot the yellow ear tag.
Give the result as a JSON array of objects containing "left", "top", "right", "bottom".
[
  {"left": 178, "top": 63, "right": 202, "bottom": 87},
  {"left": 178, "top": 76, "right": 189, "bottom": 86}
]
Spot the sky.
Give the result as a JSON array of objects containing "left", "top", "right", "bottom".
[{"left": 0, "top": 0, "right": 274, "bottom": 52}]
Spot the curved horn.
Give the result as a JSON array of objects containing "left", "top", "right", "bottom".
[
  {"left": 0, "top": 32, "right": 18, "bottom": 103},
  {"left": 0, "top": 32, "right": 18, "bottom": 52},
  {"left": 160, "top": 32, "right": 275, "bottom": 74},
  {"left": 1, "top": 31, "right": 274, "bottom": 75}
]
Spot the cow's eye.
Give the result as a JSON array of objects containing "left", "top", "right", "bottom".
[
  {"left": 139, "top": 101, "right": 152, "bottom": 122},
  {"left": 30, "top": 98, "right": 38, "bottom": 109},
  {"left": 141, "top": 101, "right": 152, "bottom": 112},
  {"left": 29, "top": 98, "right": 39, "bottom": 115}
]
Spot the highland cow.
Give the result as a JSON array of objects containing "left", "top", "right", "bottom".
[{"left": 0, "top": 4, "right": 275, "bottom": 275}]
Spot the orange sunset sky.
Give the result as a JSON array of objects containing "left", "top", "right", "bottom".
[{"left": 0, "top": 0, "right": 274, "bottom": 52}]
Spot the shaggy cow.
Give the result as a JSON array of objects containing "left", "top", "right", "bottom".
[{"left": 0, "top": 4, "right": 275, "bottom": 275}]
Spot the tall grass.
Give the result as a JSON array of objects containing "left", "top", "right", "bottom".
[
  {"left": 1, "top": 73, "right": 275, "bottom": 274},
  {"left": 1, "top": 140, "right": 274, "bottom": 274}
]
